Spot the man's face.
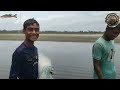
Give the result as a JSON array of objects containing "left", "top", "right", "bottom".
[
  {"left": 107, "top": 28, "right": 120, "bottom": 40},
  {"left": 24, "top": 23, "right": 39, "bottom": 42}
]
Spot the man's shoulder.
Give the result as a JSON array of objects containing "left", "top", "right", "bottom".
[
  {"left": 93, "top": 37, "right": 104, "bottom": 49},
  {"left": 14, "top": 42, "right": 26, "bottom": 54},
  {"left": 34, "top": 45, "right": 38, "bottom": 51},
  {"left": 94, "top": 37, "right": 103, "bottom": 44}
]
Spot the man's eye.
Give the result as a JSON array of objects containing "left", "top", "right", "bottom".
[
  {"left": 28, "top": 28, "right": 33, "bottom": 31},
  {"left": 35, "top": 28, "right": 39, "bottom": 32}
]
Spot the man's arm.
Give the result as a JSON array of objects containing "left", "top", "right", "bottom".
[
  {"left": 9, "top": 52, "right": 22, "bottom": 79},
  {"left": 92, "top": 43, "right": 104, "bottom": 79},
  {"left": 93, "top": 59, "right": 104, "bottom": 79}
]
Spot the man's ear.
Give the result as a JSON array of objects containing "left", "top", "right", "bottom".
[{"left": 23, "top": 29, "right": 25, "bottom": 34}]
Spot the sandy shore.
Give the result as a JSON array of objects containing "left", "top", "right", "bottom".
[{"left": 0, "top": 34, "right": 120, "bottom": 43}]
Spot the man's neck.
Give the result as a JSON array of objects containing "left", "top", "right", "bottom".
[
  {"left": 24, "top": 39, "right": 34, "bottom": 47},
  {"left": 102, "top": 34, "right": 110, "bottom": 41}
]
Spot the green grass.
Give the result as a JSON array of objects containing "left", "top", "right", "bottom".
[{"left": 0, "top": 34, "right": 120, "bottom": 43}]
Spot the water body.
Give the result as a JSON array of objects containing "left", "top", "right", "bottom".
[{"left": 0, "top": 41, "right": 120, "bottom": 79}]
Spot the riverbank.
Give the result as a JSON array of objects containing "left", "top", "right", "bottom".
[{"left": 0, "top": 34, "right": 120, "bottom": 43}]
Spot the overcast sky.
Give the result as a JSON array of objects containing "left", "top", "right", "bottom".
[{"left": 0, "top": 11, "right": 120, "bottom": 31}]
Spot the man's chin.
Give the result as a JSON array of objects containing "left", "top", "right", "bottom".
[
  {"left": 30, "top": 38, "right": 38, "bottom": 42},
  {"left": 110, "top": 38, "right": 115, "bottom": 40}
]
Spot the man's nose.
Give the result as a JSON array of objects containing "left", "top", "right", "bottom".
[{"left": 32, "top": 30, "right": 36, "bottom": 34}]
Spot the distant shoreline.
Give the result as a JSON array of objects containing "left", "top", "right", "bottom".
[{"left": 0, "top": 34, "right": 120, "bottom": 43}]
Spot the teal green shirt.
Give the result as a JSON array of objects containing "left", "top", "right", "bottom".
[{"left": 92, "top": 37, "right": 116, "bottom": 79}]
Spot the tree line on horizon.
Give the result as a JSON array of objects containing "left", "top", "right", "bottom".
[{"left": 0, "top": 30, "right": 104, "bottom": 34}]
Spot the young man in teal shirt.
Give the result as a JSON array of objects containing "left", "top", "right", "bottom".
[{"left": 92, "top": 13, "right": 120, "bottom": 79}]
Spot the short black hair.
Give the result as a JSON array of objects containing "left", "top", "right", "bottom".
[
  {"left": 23, "top": 18, "right": 39, "bottom": 30},
  {"left": 115, "top": 23, "right": 120, "bottom": 29},
  {"left": 106, "top": 23, "right": 120, "bottom": 31}
]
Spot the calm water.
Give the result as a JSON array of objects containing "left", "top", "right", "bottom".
[{"left": 0, "top": 40, "right": 120, "bottom": 79}]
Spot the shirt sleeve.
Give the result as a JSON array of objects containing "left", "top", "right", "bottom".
[
  {"left": 9, "top": 52, "right": 23, "bottom": 79},
  {"left": 92, "top": 43, "right": 103, "bottom": 61}
]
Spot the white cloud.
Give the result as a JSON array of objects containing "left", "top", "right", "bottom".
[{"left": 0, "top": 11, "right": 120, "bottom": 31}]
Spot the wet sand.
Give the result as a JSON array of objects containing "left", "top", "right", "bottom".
[{"left": 0, "top": 34, "right": 120, "bottom": 43}]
